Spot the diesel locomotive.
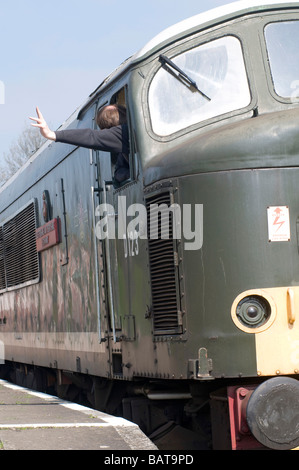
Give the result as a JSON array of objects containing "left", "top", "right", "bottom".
[{"left": 1, "top": 0, "right": 299, "bottom": 450}]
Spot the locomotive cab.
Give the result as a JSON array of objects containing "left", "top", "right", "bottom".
[{"left": 126, "top": 1, "right": 299, "bottom": 449}]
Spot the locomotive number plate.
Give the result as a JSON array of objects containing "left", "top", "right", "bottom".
[{"left": 36, "top": 218, "right": 60, "bottom": 252}]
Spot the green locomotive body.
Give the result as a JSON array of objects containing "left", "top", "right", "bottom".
[{"left": 1, "top": 0, "right": 299, "bottom": 449}]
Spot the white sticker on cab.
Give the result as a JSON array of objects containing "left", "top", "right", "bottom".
[{"left": 267, "top": 206, "right": 290, "bottom": 242}]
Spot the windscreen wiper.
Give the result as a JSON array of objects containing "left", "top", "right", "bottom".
[{"left": 159, "top": 54, "right": 211, "bottom": 101}]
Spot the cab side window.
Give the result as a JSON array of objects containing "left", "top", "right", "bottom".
[{"left": 97, "top": 87, "right": 134, "bottom": 188}]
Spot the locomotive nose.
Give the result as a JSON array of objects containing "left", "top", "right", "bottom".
[{"left": 246, "top": 377, "right": 299, "bottom": 450}]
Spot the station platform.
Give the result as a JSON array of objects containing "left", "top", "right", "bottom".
[{"left": 0, "top": 379, "right": 157, "bottom": 450}]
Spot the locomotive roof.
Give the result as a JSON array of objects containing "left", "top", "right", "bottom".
[
  {"left": 86, "top": 0, "right": 299, "bottom": 102},
  {"left": 101, "top": 2, "right": 299, "bottom": 79},
  {"left": 134, "top": 0, "right": 299, "bottom": 60}
]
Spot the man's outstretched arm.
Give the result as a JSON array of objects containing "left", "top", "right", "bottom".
[{"left": 29, "top": 106, "right": 56, "bottom": 141}]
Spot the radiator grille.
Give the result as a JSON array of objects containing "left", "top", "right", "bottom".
[
  {"left": 0, "top": 201, "right": 39, "bottom": 291},
  {"left": 146, "top": 191, "right": 182, "bottom": 335}
]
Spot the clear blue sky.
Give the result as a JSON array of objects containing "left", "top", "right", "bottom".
[{"left": 0, "top": 0, "right": 237, "bottom": 165}]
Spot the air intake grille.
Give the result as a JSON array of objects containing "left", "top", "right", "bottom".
[
  {"left": 146, "top": 191, "right": 182, "bottom": 335},
  {"left": 0, "top": 201, "right": 39, "bottom": 292}
]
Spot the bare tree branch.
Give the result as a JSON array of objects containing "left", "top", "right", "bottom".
[{"left": 0, "top": 125, "right": 45, "bottom": 185}]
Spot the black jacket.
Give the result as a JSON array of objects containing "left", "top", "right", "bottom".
[{"left": 55, "top": 124, "right": 130, "bottom": 182}]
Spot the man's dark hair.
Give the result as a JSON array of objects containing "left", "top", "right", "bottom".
[{"left": 96, "top": 104, "right": 127, "bottom": 129}]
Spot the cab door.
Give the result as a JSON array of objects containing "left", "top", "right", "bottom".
[
  {"left": 94, "top": 88, "right": 133, "bottom": 349},
  {"left": 97, "top": 148, "right": 124, "bottom": 343}
]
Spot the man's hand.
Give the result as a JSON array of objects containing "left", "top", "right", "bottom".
[{"left": 29, "top": 107, "right": 56, "bottom": 141}]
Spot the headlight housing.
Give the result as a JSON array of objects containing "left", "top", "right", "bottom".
[
  {"left": 236, "top": 295, "right": 271, "bottom": 328},
  {"left": 231, "top": 289, "right": 276, "bottom": 333}
]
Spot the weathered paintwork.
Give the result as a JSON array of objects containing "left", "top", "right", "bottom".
[{"left": 1, "top": 1, "right": 299, "bottom": 449}]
